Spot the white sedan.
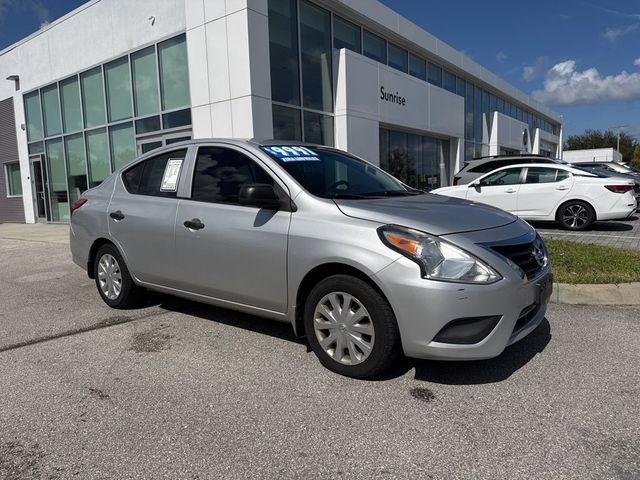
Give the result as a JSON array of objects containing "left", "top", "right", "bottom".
[{"left": 433, "top": 163, "right": 637, "bottom": 230}]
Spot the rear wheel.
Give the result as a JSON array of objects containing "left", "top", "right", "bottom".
[
  {"left": 303, "top": 274, "right": 400, "bottom": 379},
  {"left": 94, "top": 244, "right": 140, "bottom": 308},
  {"left": 557, "top": 200, "right": 595, "bottom": 231}
]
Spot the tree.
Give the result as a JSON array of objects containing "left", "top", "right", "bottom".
[
  {"left": 631, "top": 144, "right": 640, "bottom": 169},
  {"left": 564, "top": 129, "right": 637, "bottom": 163}
]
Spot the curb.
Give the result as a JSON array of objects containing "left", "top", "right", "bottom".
[{"left": 551, "top": 282, "right": 640, "bottom": 305}]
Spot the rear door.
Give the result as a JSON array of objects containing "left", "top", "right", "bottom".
[
  {"left": 173, "top": 145, "right": 291, "bottom": 313},
  {"left": 517, "top": 167, "right": 573, "bottom": 218},
  {"left": 107, "top": 148, "right": 188, "bottom": 285},
  {"left": 466, "top": 167, "right": 523, "bottom": 213}
]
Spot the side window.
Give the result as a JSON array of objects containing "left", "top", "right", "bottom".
[
  {"left": 479, "top": 168, "right": 522, "bottom": 186},
  {"left": 123, "top": 149, "right": 187, "bottom": 197},
  {"left": 525, "top": 167, "right": 560, "bottom": 184},
  {"left": 191, "top": 147, "right": 275, "bottom": 204},
  {"left": 556, "top": 170, "right": 571, "bottom": 182}
]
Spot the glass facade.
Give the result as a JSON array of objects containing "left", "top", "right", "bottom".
[
  {"left": 380, "top": 128, "right": 451, "bottom": 190},
  {"left": 23, "top": 33, "right": 191, "bottom": 222},
  {"left": 267, "top": 0, "right": 560, "bottom": 159}
]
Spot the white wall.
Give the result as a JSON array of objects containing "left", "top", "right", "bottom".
[
  {"left": 185, "top": 0, "right": 273, "bottom": 140},
  {"left": 0, "top": 0, "right": 186, "bottom": 222},
  {"left": 563, "top": 148, "right": 623, "bottom": 164},
  {"left": 489, "top": 112, "right": 531, "bottom": 155},
  {"left": 334, "top": 49, "right": 464, "bottom": 166}
]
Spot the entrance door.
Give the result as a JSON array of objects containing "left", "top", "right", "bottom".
[{"left": 30, "top": 155, "right": 50, "bottom": 222}]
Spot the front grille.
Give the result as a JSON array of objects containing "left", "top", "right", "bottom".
[{"left": 491, "top": 240, "right": 544, "bottom": 279}]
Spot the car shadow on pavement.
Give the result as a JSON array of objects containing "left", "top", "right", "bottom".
[
  {"left": 530, "top": 220, "right": 635, "bottom": 232},
  {"left": 405, "top": 318, "right": 552, "bottom": 385},
  {"left": 155, "top": 294, "right": 307, "bottom": 346}
]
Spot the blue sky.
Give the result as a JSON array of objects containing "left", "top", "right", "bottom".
[{"left": 1, "top": 0, "right": 639, "bottom": 140}]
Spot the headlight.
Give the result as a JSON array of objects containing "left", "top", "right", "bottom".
[{"left": 378, "top": 225, "right": 502, "bottom": 284}]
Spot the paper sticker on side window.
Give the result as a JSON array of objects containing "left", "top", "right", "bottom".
[
  {"left": 262, "top": 146, "right": 320, "bottom": 162},
  {"left": 160, "top": 158, "right": 183, "bottom": 192}
]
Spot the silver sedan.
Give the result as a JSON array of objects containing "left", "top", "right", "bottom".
[{"left": 70, "top": 139, "right": 552, "bottom": 378}]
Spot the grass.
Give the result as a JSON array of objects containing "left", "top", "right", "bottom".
[{"left": 545, "top": 239, "right": 640, "bottom": 284}]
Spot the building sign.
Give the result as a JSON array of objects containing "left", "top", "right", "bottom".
[{"left": 380, "top": 86, "right": 406, "bottom": 106}]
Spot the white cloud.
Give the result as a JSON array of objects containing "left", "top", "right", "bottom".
[
  {"left": 0, "top": 0, "right": 49, "bottom": 24},
  {"left": 532, "top": 60, "right": 640, "bottom": 106},
  {"left": 601, "top": 23, "right": 639, "bottom": 42},
  {"left": 523, "top": 56, "right": 549, "bottom": 82},
  {"left": 496, "top": 51, "right": 508, "bottom": 63},
  {"left": 635, "top": 58, "right": 640, "bottom": 66}
]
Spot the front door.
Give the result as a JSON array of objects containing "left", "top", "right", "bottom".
[
  {"left": 466, "top": 167, "right": 524, "bottom": 213},
  {"left": 174, "top": 145, "right": 291, "bottom": 313},
  {"left": 30, "top": 156, "right": 50, "bottom": 222}
]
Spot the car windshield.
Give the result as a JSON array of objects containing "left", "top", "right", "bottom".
[{"left": 261, "top": 145, "right": 419, "bottom": 199}]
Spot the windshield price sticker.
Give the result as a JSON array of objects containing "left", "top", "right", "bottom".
[
  {"left": 160, "top": 158, "right": 183, "bottom": 192},
  {"left": 263, "top": 146, "right": 321, "bottom": 162}
]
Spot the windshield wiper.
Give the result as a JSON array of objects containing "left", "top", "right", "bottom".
[
  {"left": 362, "top": 190, "right": 423, "bottom": 197},
  {"left": 318, "top": 193, "right": 372, "bottom": 199}
]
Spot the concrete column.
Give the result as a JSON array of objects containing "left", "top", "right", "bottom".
[{"left": 14, "top": 92, "right": 36, "bottom": 223}]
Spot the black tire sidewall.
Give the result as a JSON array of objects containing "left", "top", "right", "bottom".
[
  {"left": 303, "top": 274, "right": 400, "bottom": 379},
  {"left": 94, "top": 244, "right": 138, "bottom": 308},
  {"left": 557, "top": 201, "right": 595, "bottom": 231}
]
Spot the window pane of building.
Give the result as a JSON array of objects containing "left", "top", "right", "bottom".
[
  {"left": 363, "top": 30, "right": 386, "bottom": 63},
  {"left": 388, "top": 43, "right": 408, "bottom": 73},
  {"left": 408, "top": 54, "right": 426, "bottom": 81},
  {"left": 162, "top": 108, "right": 191, "bottom": 129},
  {"left": 268, "top": 0, "right": 300, "bottom": 105},
  {"left": 465, "top": 82, "right": 474, "bottom": 140},
  {"left": 41, "top": 84, "right": 62, "bottom": 137},
  {"left": 303, "top": 111, "right": 334, "bottom": 146},
  {"left": 131, "top": 46, "right": 160, "bottom": 117},
  {"left": 443, "top": 70, "right": 456, "bottom": 93},
  {"left": 272, "top": 104, "right": 302, "bottom": 141},
  {"left": 158, "top": 34, "right": 190, "bottom": 110},
  {"left": 24, "top": 91, "right": 43, "bottom": 141},
  {"left": 109, "top": 122, "right": 135, "bottom": 170},
  {"left": 300, "top": 1, "right": 333, "bottom": 112},
  {"left": 64, "top": 133, "right": 87, "bottom": 204},
  {"left": 427, "top": 63, "right": 442, "bottom": 87},
  {"left": 456, "top": 77, "right": 466, "bottom": 97},
  {"left": 105, "top": 56, "right": 133, "bottom": 122},
  {"left": 28, "top": 141, "right": 44, "bottom": 155},
  {"left": 60, "top": 77, "right": 83, "bottom": 133},
  {"left": 333, "top": 15, "right": 361, "bottom": 53},
  {"left": 135, "top": 115, "right": 161, "bottom": 134},
  {"left": 81, "top": 67, "right": 106, "bottom": 128},
  {"left": 474, "top": 85, "right": 482, "bottom": 143},
  {"left": 6, "top": 163, "right": 22, "bottom": 196},
  {"left": 45, "top": 138, "right": 69, "bottom": 222},
  {"left": 86, "top": 128, "right": 110, "bottom": 188},
  {"left": 497, "top": 97, "right": 504, "bottom": 114}
]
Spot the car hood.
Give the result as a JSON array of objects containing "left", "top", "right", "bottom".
[{"left": 334, "top": 194, "right": 517, "bottom": 236}]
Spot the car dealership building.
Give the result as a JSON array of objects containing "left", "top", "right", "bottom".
[{"left": 0, "top": 0, "right": 563, "bottom": 224}]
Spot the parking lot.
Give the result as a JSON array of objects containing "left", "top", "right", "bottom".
[
  {"left": 1, "top": 227, "right": 639, "bottom": 479},
  {"left": 535, "top": 215, "right": 640, "bottom": 249}
]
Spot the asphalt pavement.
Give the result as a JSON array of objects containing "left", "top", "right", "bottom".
[{"left": 0, "top": 230, "right": 639, "bottom": 479}]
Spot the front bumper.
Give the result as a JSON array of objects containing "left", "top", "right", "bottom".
[{"left": 372, "top": 220, "right": 552, "bottom": 361}]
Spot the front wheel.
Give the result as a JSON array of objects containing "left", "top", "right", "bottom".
[
  {"left": 303, "top": 275, "right": 400, "bottom": 379},
  {"left": 94, "top": 244, "right": 140, "bottom": 308},
  {"left": 556, "top": 200, "right": 595, "bottom": 231}
]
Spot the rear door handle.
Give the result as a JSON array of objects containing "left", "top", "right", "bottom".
[
  {"left": 556, "top": 186, "right": 569, "bottom": 191},
  {"left": 183, "top": 218, "right": 205, "bottom": 230},
  {"left": 505, "top": 189, "right": 517, "bottom": 193},
  {"left": 110, "top": 210, "right": 125, "bottom": 221}
]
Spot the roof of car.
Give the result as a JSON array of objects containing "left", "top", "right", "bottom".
[
  {"left": 467, "top": 154, "right": 559, "bottom": 163},
  {"left": 486, "top": 163, "right": 596, "bottom": 175}
]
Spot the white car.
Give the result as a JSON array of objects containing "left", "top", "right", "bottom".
[{"left": 433, "top": 163, "right": 637, "bottom": 230}]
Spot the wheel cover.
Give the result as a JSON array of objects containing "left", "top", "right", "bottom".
[
  {"left": 97, "top": 253, "right": 122, "bottom": 300},
  {"left": 562, "top": 204, "right": 589, "bottom": 228},
  {"left": 313, "top": 292, "right": 375, "bottom": 366}
]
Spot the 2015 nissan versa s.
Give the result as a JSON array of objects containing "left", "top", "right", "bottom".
[{"left": 70, "top": 139, "right": 552, "bottom": 378}]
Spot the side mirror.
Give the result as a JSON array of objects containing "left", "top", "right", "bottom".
[
  {"left": 469, "top": 180, "right": 481, "bottom": 188},
  {"left": 239, "top": 184, "right": 281, "bottom": 209}
]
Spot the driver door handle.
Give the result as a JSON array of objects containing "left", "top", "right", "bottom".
[
  {"left": 184, "top": 218, "right": 205, "bottom": 230},
  {"left": 505, "top": 188, "right": 517, "bottom": 193}
]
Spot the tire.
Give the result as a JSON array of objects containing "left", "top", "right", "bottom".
[
  {"left": 556, "top": 200, "right": 595, "bottom": 231},
  {"left": 93, "top": 243, "right": 140, "bottom": 308},
  {"left": 303, "top": 274, "right": 401, "bottom": 379}
]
